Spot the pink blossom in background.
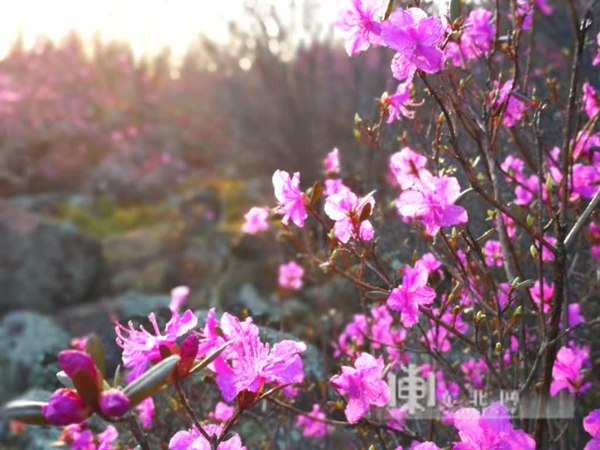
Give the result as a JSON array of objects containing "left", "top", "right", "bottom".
[
  {"left": 323, "top": 178, "right": 351, "bottom": 196},
  {"left": 209, "top": 402, "right": 235, "bottom": 422},
  {"left": 594, "top": 33, "right": 600, "bottom": 66},
  {"left": 573, "top": 130, "right": 600, "bottom": 159},
  {"left": 115, "top": 305, "right": 198, "bottom": 381},
  {"left": 241, "top": 207, "right": 270, "bottom": 234},
  {"left": 461, "top": 9, "right": 495, "bottom": 59},
  {"left": 529, "top": 279, "right": 553, "bottom": 313},
  {"left": 493, "top": 81, "right": 529, "bottom": 127},
  {"left": 424, "top": 310, "right": 468, "bottom": 353},
  {"left": 97, "top": 425, "right": 118, "bottom": 450},
  {"left": 514, "top": 174, "right": 539, "bottom": 206},
  {"left": 385, "top": 75, "right": 423, "bottom": 122},
  {"left": 451, "top": 401, "right": 535, "bottom": 449},
  {"left": 170, "top": 424, "right": 246, "bottom": 450},
  {"left": 296, "top": 404, "right": 331, "bottom": 438},
  {"left": 381, "top": 7, "right": 445, "bottom": 80},
  {"left": 335, "top": 313, "right": 368, "bottom": 357},
  {"left": 550, "top": 344, "right": 592, "bottom": 396},
  {"left": 417, "top": 252, "right": 443, "bottom": 277},
  {"left": 272, "top": 170, "right": 307, "bottom": 228},
  {"left": 324, "top": 189, "right": 375, "bottom": 243},
  {"left": 536, "top": 0, "right": 553, "bottom": 15},
  {"left": 500, "top": 155, "right": 525, "bottom": 181},
  {"left": 336, "top": 0, "right": 387, "bottom": 56},
  {"left": 396, "top": 174, "right": 468, "bottom": 235},
  {"left": 483, "top": 240, "right": 503, "bottom": 267},
  {"left": 387, "top": 261, "right": 436, "bottom": 328},
  {"left": 387, "top": 406, "right": 408, "bottom": 431},
  {"left": 135, "top": 397, "right": 155, "bottom": 428},
  {"left": 278, "top": 261, "right": 305, "bottom": 290},
  {"left": 324, "top": 147, "right": 341, "bottom": 173},
  {"left": 583, "top": 83, "right": 600, "bottom": 119},
  {"left": 584, "top": 410, "right": 600, "bottom": 450},
  {"left": 568, "top": 303, "right": 584, "bottom": 327},
  {"left": 169, "top": 285, "right": 190, "bottom": 312},
  {"left": 329, "top": 353, "right": 390, "bottom": 423},
  {"left": 460, "top": 358, "right": 488, "bottom": 389},
  {"left": 517, "top": 0, "right": 534, "bottom": 29},
  {"left": 389, "top": 147, "right": 430, "bottom": 189}
]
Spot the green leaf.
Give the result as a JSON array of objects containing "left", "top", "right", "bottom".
[
  {"left": 189, "top": 341, "right": 231, "bottom": 375},
  {"left": 113, "top": 365, "right": 123, "bottom": 388},
  {"left": 450, "top": 0, "right": 461, "bottom": 22},
  {"left": 71, "top": 369, "right": 100, "bottom": 411},
  {"left": 1, "top": 400, "right": 49, "bottom": 425},
  {"left": 123, "top": 355, "right": 180, "bottom": 407},
  {"left": 85, "top": 334, "right": 106, "bottom": 377}
]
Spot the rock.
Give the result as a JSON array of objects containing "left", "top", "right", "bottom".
[
  {"left": 0, "top": 200, "right": 102, "bottom": 314},
  {"left": 0, "top": 312, "right": 69, "bottom": 404}
]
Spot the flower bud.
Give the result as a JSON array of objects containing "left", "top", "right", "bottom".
[
  {"left": 58, "top": 350, "right": 97, "bottom": 380},
  {"left": 42, "top": 389, "right": 92, "bottom": 426},
  {"left": 179, "top": 335, "right": 199, "bottom": 360},
  {"left": 99, "top": 389, "right": 131, "bottom": 418},
  {"left": 169, "top": 286, "right": 190, "bottom": 312}
]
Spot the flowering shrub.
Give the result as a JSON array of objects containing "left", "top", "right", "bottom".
[{"left": 4, "top": 0, "right": 600, "bottom": 449}]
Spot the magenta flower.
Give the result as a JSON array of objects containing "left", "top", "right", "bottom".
[
  {"left": 483, "top": 240, "right": 503, "bottom": 267},
  {"left": 568, "top": 303, "right": 584, "bottom": 327},
  {"left": 501, "top": 155, "right": 525, "bottom": 181},
  {"left": 241, "top": 207, "right": 270, "bottom": 234},
  {"left": 324, "top": 147, "right": 341, "bottom": 174},
  {"left": 550, "top": 344, "right": 592, "bottom": 396},
  {"left": 583, "top": 83, "right": 600, "bottom": 119},
  {"left": 381, "top": 7, "right": 445, "bottom": 80},
  {"left": 135, "top": 397, "right": 155, "bottom": 429},
  {"left": 296, "top": 404, "right": 331, "bottom": 438},
  {"left": 389, "top": 147, "right": 430, "bottom": 190},
  {"left": 335, "top": 0, "right": 387, "bottom": 56},
  {"left": 42, "top": 388, "right": 92, "bottom": 426},
  {"left": 99, "top": 389, "right": 130, "bottom": 418},
  {"left": 329, "top": 353, "right": 390, "bottom": 423},
  {"left": 584, "top": 410, "right": 600, "bottom": 450},
  {"left": 203, "top": 312, "right": 306, "bottom": 402},
  {"left": 209, "top": 402, "right": 235, "bottom": 422},
  {"left": 396, "top": 174, "right": 468, "bottom": 235},
  {"left": 452, "top": 401, "right": 535, "bottom": 449},
  {"left": 529, "top": 279, "right": 553, "bottom": 313},
  {"left": 594, "top": 32, "right": 600, "bottom": 66},
  {"left": 413, "top": 443, "right": 441, "bottom": 450},
  {"left": 278, "top": 261, "right": 305, "bottom": 290},
  {"left": 170, "top": 424, "right": 246, "bottom": 450},
  {"left": 514, "top": 174, "right": 539, "bottom": 206},
  {"left": 58, "top": 350, "right": 99, "bottom": 380},
  {"left": 461, "top": 9, "right": 495, "bottom": 59},
  {"left": 536, "top": 0, "right": 553, "bottom": 15},
  {"left": 335, "top": 313, "right": 368, "bottom": 358},
  {"left": 493, "top": 81, "right": 529, "bottom": 127},
  {"left": 97, "top": 425, "right": 119, "bottom": 450},
  {"left": 324, "top": 178, "right": 351, "bottom": 196},
  {"left": 387, "top": 262, "right": 436, "bottom": 327},
  {"left": 272, "top": 170, "right": 307, "bottom": 228},
  {"left": 115, "top": 307, "right": 198, "bottom": 381},
  {"left": 324, "top": 189, "right": 375, "bottom": 243},
  {"left": 384, "top": 75, "right": 423, "bottom": 122},
  {"left": 169, "top": 285, "right": 190, "bottom": 312}
]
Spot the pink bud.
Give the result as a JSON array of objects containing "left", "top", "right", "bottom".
[
  {"left": 42, "top": 389, "right": 92, "bottom": 426},
  {"left": 169, "top": 286, "right": 190, "bottom": 312},
  {"left": 99, "top": 389, "right": 131, "bottom": 417},
  {"left": 179, "top": 335, "right": 199, "bottom": 360},
  {"left": 58, "top": 350, "right": 97, "bottom": 379}
]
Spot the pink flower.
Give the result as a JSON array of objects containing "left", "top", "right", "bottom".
[
  {"left": 387, "top": 261, "right": 435, "bottom": 328},
  {"left": 58, "top": 350, "right": 99, "bottom": 380},
  {"left": 336, "top": 0, "right": 387, "bottom": 56},
  {"left": 99, "top": 389, "right": 130, "bottom": 418},
  {"left": 209, "top": 402, "right": 235, "bottom": 422},
  {"left": 493, "top": 81, "right": 529, "bottom": 127},
  {"left": 135, "top": 397, "right": 155, "bottom": 428},
  {"left": 514, "top": 174, "right": 539, "bottom": 206},
  {"left": 452, "top": 401, "right": 535, "bottom": 449},
  {"left": 461, "top": 9, "right": 495, "bottom": 59},
  {"left": 483, "top": 240, "right": 503, "bottom": 267},
  {"left": 381, "top": 7, "right": 445, "bottom": 80},
  {"left": 42, "top": 388, "right": 92, "bottom": 426},
  {"left": 241, "top": 207, "right": 270, "bottom": 234},
  {"left": 396, "top": 174, "right": 468, "bottom": 235},
  {"left": 583, "top": 83, "right": 600, "bottom": 120},
  {"left": 324, "top": 148, "right": 341, "bottom": 174},
  {"left": 413, "top": 443, "right": 441, "bottom": 450},
  {"left": 115, "top": 306, "right": 198, "bottom": 381},
  {"left": 536, "top": 0, "right": 553, "bottom": 15},
  {"left": 389, "top": 147, "right": 430, "bottom": 190},
  {"left": 207, "top": 313, "right": 306, "bottom": 402},
  {"left": 550, "top": 344, "right": 592, "bottom": 396},
  {"left": 501, "top": 155, "right": 525, "bottom": 181},
  {"left": 335, "top": 313, "right": 368, "bottom": 357},
  {"left": 324, "top": 189, "right": 375, "bottom": 243},
  {"left": 384, "top": 75, "right": 423, "bottom": 122},
  {"left": 568, "top": 303, "right": 584, "bottom": 327},
  {"left": 272, "top": 170, "right": 307, "bottom": 227},
  {"left": 169, "top": 285, "right": 190, "bottom": 312},
  {"left": 170, "top": 424, "right": 246, "bottom": 450},
  {"left": 97, "top": 425, "right": 118, "bottom": 450},
  {"left": 529, "top": 279, "right": 553, "bottom": 313},
  {"left": 278, "top": 261, "right": 305, "bottom": 290},
  {"left": 296, "top": 404, "right": 331, "bottom": 438},
  {"left": 324, "top": 178, "right": 351, "bottom": 196},
  {"left": 584, "top": 410, "right": 600, "bottom": 450},
  {"left": 329, "top": 353, "right": 390, "bottom": 423},
  {"left": 594, "top": 33, "right": 600, "bottom": 66}
]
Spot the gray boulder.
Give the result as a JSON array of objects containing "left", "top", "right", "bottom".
[{"left": 0, "top": 200, "right": 102, "bottom": 314}]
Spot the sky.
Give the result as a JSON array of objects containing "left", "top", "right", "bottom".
[{"left": 0, "top": 0, "right": 340, "bottom": 63}]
